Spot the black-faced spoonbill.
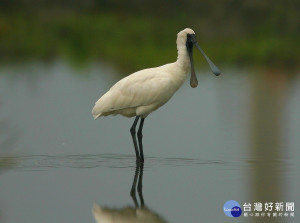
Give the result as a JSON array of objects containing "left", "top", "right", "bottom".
[{"left": 92, "top": 28, "right": 221, "bottom": 163}]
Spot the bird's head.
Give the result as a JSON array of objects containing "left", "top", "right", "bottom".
[{"left": 177, "top": 28, "right": 221, "bottom": 88}]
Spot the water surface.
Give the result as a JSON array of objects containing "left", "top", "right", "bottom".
[{"left": 0, "top": 61, "right": 299, "bottom": 222}]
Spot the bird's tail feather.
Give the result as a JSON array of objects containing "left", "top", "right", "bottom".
[
  {"left": 93, "top": 113, "right": 102, "bottom": 120},
  {"left": 92, "top": 104, "right": 103, "bottom": 120}
]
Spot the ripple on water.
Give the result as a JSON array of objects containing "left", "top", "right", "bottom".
[{"left": 0, "top": 154, "right": 227, "bottom": 171}]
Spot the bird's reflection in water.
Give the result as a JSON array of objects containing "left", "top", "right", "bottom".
[{"left": 93, "top": 163, "right": 168, "bottom": 223}]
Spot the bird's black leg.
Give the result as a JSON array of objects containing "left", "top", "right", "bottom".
[
  {"left": 130, "top": 116, "right": 140, "bottom": 161},
  {"left": 137, "top": 118, "right": 145, "bottom": 162}
]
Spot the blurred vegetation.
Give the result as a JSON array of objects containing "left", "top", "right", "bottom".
[{"left": 0, "top": 0, "right": 299, "bottom": 71}]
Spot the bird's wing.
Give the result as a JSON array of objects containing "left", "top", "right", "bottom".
[{"left": 92, "top": 67, "right": 173, "bottom": 117}]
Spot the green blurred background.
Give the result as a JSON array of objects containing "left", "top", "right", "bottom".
[{"left": 0, "top": 0, "right": 299, "bottom": 71}]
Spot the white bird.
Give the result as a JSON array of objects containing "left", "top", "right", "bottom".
[{"left": 92, "top": 28, "right": 221, "bottom": 162}]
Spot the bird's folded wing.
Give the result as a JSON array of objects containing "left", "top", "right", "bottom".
[{"left": 93, "top": 69, "right": 172, "bottom": 115}]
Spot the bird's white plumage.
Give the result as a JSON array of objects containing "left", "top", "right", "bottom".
[{"left": 92, "top": 28, "right": 195, "bottom": 119}]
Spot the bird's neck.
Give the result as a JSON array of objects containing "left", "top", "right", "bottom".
[{"left": 175, "top": 43, "right": 191, "bottom": 72}]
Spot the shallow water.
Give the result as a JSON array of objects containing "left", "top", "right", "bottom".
[{"left": 0, "top": 61, "right": 299, "bottom": 222}]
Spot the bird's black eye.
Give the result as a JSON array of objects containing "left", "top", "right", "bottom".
[
  {"left": 186, "top": 34, "right": 193, "bottom": 49},
  {"left": 186, "top": 34, "right": 195, "bottom": 46},
  {"left": 186, "top": 34, "right": 195, "bottom": 43}
]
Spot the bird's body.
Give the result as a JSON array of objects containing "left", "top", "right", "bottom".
[
  {"left": 92, "top": 28, "right": 221, "bottom": 162},
  {"left": 92, "top": 30, "right": 192, "bottom": 119},
  {"left": 92, "top": 62, "right": 187, "bottom": 119}
]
